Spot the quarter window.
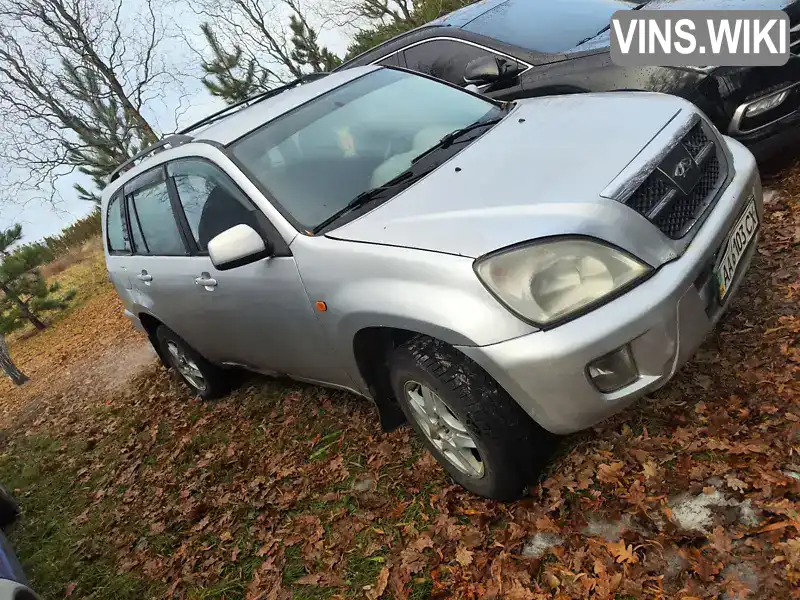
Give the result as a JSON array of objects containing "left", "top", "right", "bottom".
[
  {"left": 126, "top": 177, "right": 186, "bottom": 256},
  {"left": 376, "top": 53, "right": 402, "bottom": 67},
  {"left": 403, "top": 40, "right": 517, "bottom": 86},
  {"left": 106, "top": 193, "right": 130, "bottom": 253},
  {"left": 167, "top": 159, "right": 261, "bottom": 251}
]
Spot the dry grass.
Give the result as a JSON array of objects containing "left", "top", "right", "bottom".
[{"left": 39, "top": 236, "right": 103, "bottom": 279}]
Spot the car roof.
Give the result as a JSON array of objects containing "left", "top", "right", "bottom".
[
  {"left": 102, "top": 66, "right": 379, "bottom": 199},
  {"left": 429, "top": 0, "right": 509, "bottom": 27},
  {"left": 195, "top": 66, "right": 378, "bottom": 146}
]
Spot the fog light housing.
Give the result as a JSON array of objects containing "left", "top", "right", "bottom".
[
  {"left": 587, "top": 345, "right": 639, "bottom": 393},
  {"left": 745, "top": 90, "right": 790, "bottom": 117}
]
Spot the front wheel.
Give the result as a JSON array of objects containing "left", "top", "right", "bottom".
[
  {"left": 156, "top": 326, "right": 229, "bottom": 401},
  {"left": 388, "top": 336, "right": 556, "bottom": 500}
]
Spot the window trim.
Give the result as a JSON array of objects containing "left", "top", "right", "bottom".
[
  {"left": 105, "top": 191, "right": 131, "bottom": 256},
  {"left": 165, "top": 156, "right": 292, "bottom": 257},
  {"left": 369, "top": 37, "right": 533, "bottom": 81},
  {"left": 123, "top": 165, "right": 191, "bottom": 257}
]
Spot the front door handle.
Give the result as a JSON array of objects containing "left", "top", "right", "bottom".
[
  {"left": 137, "top": 271, "right": 153, "bottom": 283},
  {"left": 194, "top": 274, "right": 217, "bottom": 290}
]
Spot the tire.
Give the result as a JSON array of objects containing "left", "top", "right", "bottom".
[
  {"left": 388, "top": 335, "right": 555, "bottom": 500},
  {"left": 0, "top": 484, "right": 19, "bottom": 528},
  {"left": 156, "top": 326, "right": 229, "bottom": 401}
]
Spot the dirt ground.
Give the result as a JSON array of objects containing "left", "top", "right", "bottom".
[{"left": 0, "top": 173, "right": 797, "bottom": 599}]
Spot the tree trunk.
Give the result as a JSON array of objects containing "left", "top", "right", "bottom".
[
  {"left": 0, "top": 334, "right": 28, "bottom": 386},
  {"left": 0, "top": 283, "right": 46, "bottom": 330}
]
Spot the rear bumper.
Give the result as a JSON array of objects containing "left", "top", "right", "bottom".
[{"left": 457, "top": 137, "right": 762, "bottom": 435}]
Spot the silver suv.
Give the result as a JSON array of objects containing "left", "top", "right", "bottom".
[{"left": 103, "top": 66, "right": 762, "bottom": 499}]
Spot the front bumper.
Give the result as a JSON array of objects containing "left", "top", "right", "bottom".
[
  {"left": 735, "top": 114, "right": 800, "bottom": 162},
  {"left": 457, "top": 138, "right": 762, "bottom": 435}
]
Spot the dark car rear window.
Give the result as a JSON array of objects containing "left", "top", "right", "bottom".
[{"left": 462, "top": 0, "right": 641, "bottom": 54}]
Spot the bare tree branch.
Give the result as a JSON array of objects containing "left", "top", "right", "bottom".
[{"left": 0, "top": 0, "right": 187, "bottom": 206}]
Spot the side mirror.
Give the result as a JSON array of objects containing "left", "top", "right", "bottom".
[
  {"left": 464, "top": 56, "right": 523, "bottom": 86},
  {"left": 208, "top": 224, "right": 271, "bottom": 271},
  {"left": 464, "top": 56, "right": 501, "bottom": 85}
]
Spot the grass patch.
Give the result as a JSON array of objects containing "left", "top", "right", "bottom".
[
  {"left": 409, "top": 577, "right": 433, "bottom": 600},
  {"left": 0, "top": 435, "right": 160, "bottom": 599},
  {"left": 282, "top": 544, "right": 308, "bottom": 584}
]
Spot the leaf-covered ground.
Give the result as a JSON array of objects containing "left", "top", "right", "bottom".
[{"left": 0, "top": 172, "right": 797, "bottom": 600}]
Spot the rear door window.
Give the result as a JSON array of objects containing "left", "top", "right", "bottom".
[
  {"left": 106, "top": 192, "right": 130, "bottom": 253},
  {"left": 125, "top": 170, "right": 187, "bottom": 256}
]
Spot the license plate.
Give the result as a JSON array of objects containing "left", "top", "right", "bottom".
[{"left": 714, "top": 196, "right": 759, "bottom": 300}]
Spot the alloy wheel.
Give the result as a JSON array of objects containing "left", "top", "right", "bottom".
[
  {"left": 404, "top": 380, "right": 485, "bottom": 478},
  {"left": 166, "top": 341, "right": 207, "bottom": 392}
]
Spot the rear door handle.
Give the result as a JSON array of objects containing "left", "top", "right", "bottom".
[
  {"left": 194, "top": 274, "right": 217, "bottom": 289},
  {"left": 137, "top": 272, "right": 153, "bottom": 283}
]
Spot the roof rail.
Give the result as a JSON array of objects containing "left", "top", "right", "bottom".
[
  {"left": 179, "top": 72, "right": 330, "bottom": 136},
  {"left": 108, "top": 134, "right": 194, "bottom": 183}
]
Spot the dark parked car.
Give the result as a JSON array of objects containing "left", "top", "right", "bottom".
[
  {"left": 0, "top": 485, "right": 37, "bottom": 600},
  {"left": 338, "top": 0, "right": 800, "bottom": 160}
]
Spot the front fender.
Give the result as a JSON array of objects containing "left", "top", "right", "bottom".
[{"left": 291, "top": 237, "right": 536, "bottom": 394}]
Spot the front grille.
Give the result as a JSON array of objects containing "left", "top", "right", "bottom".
[
  {"left": 682, "top": 123, "right": 709, "bottom": 158},
  {"left": 627, "top": 173, "right": 669, "bottom": 215},
  {"left": 653, "top": 156, "right": 720, "bottom": 238},
  {"left": 622, "top": 121, "right": 726, "bottom": 239}
]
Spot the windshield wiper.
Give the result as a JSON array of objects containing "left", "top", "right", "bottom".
[
  {"left": 313, "top": 116, "right": 504, "bottom": 233},
  {"left": 411, "top": 117, "right": 503, "bottom": 165},
  {"left": 312, "top": 170, "right": 422, "bottom": 234}
]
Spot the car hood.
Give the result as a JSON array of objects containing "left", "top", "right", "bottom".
[
  {"left": 327, "top": 93, "right": 693, "bottom": 265},
  {"left": 571, "top": 0, "right": 797, "bottom": 53}
]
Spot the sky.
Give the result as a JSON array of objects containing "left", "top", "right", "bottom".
[{"left": 0, "top": 0, "right": 353, "bottom": 244}]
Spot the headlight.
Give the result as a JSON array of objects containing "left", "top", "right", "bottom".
[{"left": 474, "top": 238, "right": 651, "bottom": 326}]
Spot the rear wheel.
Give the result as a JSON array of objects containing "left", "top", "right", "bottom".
[
  {"left": 388, "top": 336, "right": 556, "bottom": 500},
  {"left": 0, "top": 484, "right": 19, "bottom": 528},
  {"left": 156, "top": 326, "right": 229, "bottom": 400}
]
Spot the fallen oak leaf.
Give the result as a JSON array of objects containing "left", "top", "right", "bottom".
[
  {"left": 605, "top": 540, "right": 639, "bottom": 564},
  {"left": 642, "top": 461, "right": 659, "bottom": 479},
  {"left": 724, "top": 474, "right": 748, "bottom": 492},
  {"left": 295, "top": 573, "right": 321, "bottom": 585},
  {"left": 409, "top": 534, "right": 434, "bottom": 552},
  {"left": 597, "top": 462, "right": 625, "bottom": 484},
  {"left": 400, "top": 548, "right": 427, "bottom": 575},
  {"left": 455, "top": 546, "right": 474, "bottom": 567},
  {"left": 365, "top": 567, "right": 389, "bottom": 600}
]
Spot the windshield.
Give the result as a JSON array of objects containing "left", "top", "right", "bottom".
[
  {"left": 462, "top": 0, "right": 643, "bottom": 54},
  {"left": 229, "top": 68, "right": 502, "bottom": 231}
]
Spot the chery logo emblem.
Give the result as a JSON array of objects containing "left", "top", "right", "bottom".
[{"left": 674, "top": 157, "right": 694, "bottom": 179}]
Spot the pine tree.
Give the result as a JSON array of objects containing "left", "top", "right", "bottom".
[
  {"left": 345, "top": 0, "right": 474, "bottom": 59},
  {"left": 289, "top": 11, "right": 342, "bottom": 72},
  {"left": 0, "top": 333, "right": 28, "bottom": 386},
  {"left": 200, "top": 23, "right": 270, "bottom": 104},
  {"left": 58, "top": 61, "right": 154, "bottom": 205},
  {"left": 0, "top": 225, "right": 75, "bottom": 334}
]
